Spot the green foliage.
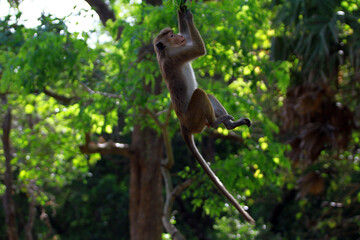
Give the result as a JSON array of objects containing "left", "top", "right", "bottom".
[
  {"left": 52, "top": 161, "right": 130, "bottom": 240},
  {"left": 165, "top": 0, "right": 190, "bottom": 10},
  {"left": 266, "top": 1, "right": 360, "bottom": 239},
  {"left": 214, "top": 215, "right": 259, "bottom": 239},
  {"left": 272, "top": 0, "right": 360, "bottom": 84},
  {"left": 0, "top": 0, "right": 291, "bottom": 238},
  {"left": 1, "top": 15, "right": 94, "bottom": 93},
  {"left": 1, "top": 0, "right": 358, "bottom": 239},
  {"left": 0, "top": 12, "right": 114, "bottom": 238}
]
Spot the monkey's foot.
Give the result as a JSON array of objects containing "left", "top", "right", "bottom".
[
  {"left": 224, "top": 118, "right": 251, "bottom": 130},
  {"left": 210, "top": 115, "right": 234, "bottom": 129}
]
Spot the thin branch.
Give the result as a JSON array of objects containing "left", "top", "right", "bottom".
[
  {"left": 40, "top": 207, "right": 53, "bottom": 240},
  {"left": 155, "top": 109, "right": 169, "bottom": 117},
  {"left": 162, "top": 167, "right": 194, "bottom": 240},
  {"left": 161, "top": 126, "right": 174, "bottom": 169},
  {"left": 143, "top": 106, "right": 175, "bottom": 168},
  {"left": 24, "top": 181, "right": 37, "bottom": 240},
  {"left": 80, "top": 82, "right": 122, "bottom": 99},
  {"left": 143, "top": 108, "right": 164, "bottom": 128},
  {"left": 164, "top": 103, "right": 173, "bottom": 125}
]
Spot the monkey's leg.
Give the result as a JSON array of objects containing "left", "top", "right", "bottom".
[
  {"left": 185, "top": 89, "right": 232, "bottom": 132},
  {"left": 207, "top": 94, "right": 251, "bottom": 129}
]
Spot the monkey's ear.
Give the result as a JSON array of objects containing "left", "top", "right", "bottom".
[{"left": 156, "top": 42, "right": 165, "bottom": 51}]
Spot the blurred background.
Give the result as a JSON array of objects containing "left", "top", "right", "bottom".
[{"left": 0, "top": 0, "right": 359, "bottom": 239}]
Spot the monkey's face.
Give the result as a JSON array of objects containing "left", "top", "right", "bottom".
[
  {"left": 167, "top": 32, "right": 186, "bottom": 48},
  {"left": 154, "top": 29, "right": 186, "bottom": 54}
]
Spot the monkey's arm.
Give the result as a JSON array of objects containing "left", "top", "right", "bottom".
[
  {"left": 178, "top": 10, "right": 190, "bottom": 36},
  {"left": 184, "top": 10, "right": 206, "bottom": 56},
  {"left": 170, "top": 10, "right": 206, "bottom": 61}
]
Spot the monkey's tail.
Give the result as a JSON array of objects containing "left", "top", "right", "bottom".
[{"left": 180, "top": 125, "right": 255, "bottom": 225}]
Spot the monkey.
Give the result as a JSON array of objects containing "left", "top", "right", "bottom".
[{"left": 154, "top": 7, "right": 254, "bottom": 224}]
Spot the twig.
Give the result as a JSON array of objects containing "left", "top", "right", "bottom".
[
  {"left": 143, "top": 108, "right": 164, "bottom": 128},
  {"left": 161, "top": 167, "right": 194, "bottom": 240},
  {"left": 143, "top": 106, "right": 174, "bottom": 168},
  {"left": 80, "top": 82, "right": 121, "bottom": 99},
  {"left": 40, "top": 207, "right": 53, "bottom": 239}
]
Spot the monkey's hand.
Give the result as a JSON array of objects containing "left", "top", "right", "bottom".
[
  {"left": 179, "top": 6, "right": 186, "bottom": 14},
  {"left": 178, "top": 8, "right": 193, "bottom": 24},
  {"left": 177, "top": 9, "right": 193, "bottom": 24},
  {"left": 178, "top": 5, "right": 188, "bottom": 15},
  {"left": 179, "top": 0, "right": 188, "bottom": 13},
  {"left": 178, "top": 6, "right": 191, "bottom": 35}
]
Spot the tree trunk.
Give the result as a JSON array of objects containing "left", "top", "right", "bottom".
[
  {"left": 1, "top": 95, "right": 19, "bottom": 240},
  {"left": 129, "top": 125, "right": 164, "bottom": 240},
  {"left": 24, "top": 183, "right": 36, "bottom": 240},
  {"left": 24, "top": 199, "right": 35, "bottom": 240}
]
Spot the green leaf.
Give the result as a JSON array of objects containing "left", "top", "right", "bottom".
[{"left": 25, "top": 104, "right": 35, "bottom": 114}]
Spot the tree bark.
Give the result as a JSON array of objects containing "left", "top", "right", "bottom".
[
  {"left": 1, "top": 94, "right": 19, "bottom": 240},
  {"left": 130, "top": 125, "right": 164, "bottom": 240},
  {"left": 84, "top": 0, "right": 124, "bottom": 40},
  {"left": 24, "top": 182, "right": 36, "bottom": 240}
]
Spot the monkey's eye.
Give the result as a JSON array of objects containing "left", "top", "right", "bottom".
[{"left": 170, "top": 34, "right": 174, "bottom": 37}]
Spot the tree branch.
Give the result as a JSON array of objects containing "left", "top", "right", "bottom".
[
  {"left": 84, "top": 0, "right": 115, "bottom": 25},
  {"left": 79, "top": 133, "right": 133, "bottom": 158},
  {"left": 84, "top": 0, "right": 124, "bottom": 40},
  {"left": 43, "top": 88, "right": 79, "bottom": 105},
  {"left": 40, "top": 207, "right": 53, "bottom": 239},
  {"left": 24, "top": 181, "right": 37, "bottom": 240},
  {"left": 80, "top": 82, "right": 121, "bottom": 99},
  {"left": 1, "top": 94, "right": 19, "bottom": 240},
  {"left": 143, "top": 106, "right": 175, "bottom": 169},
  {"left": 161, "top": 167, "right": 194, "bottom": 240}
]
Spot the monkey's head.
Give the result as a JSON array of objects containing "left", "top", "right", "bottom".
[{"left": 154, "top": 27, "right": 186, "bottom": 56}]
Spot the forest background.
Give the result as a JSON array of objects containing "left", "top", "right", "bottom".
[{"left": 0, "top": 0, "right": 359, "bottom": 239}]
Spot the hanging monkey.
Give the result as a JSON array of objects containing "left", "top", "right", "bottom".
[{"left": 154, "top": 6, "right": 254, "bottom": 224}]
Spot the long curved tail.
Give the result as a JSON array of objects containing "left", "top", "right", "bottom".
[{"left": 181, "top": 125, "right": 255, "bottom": 224}]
